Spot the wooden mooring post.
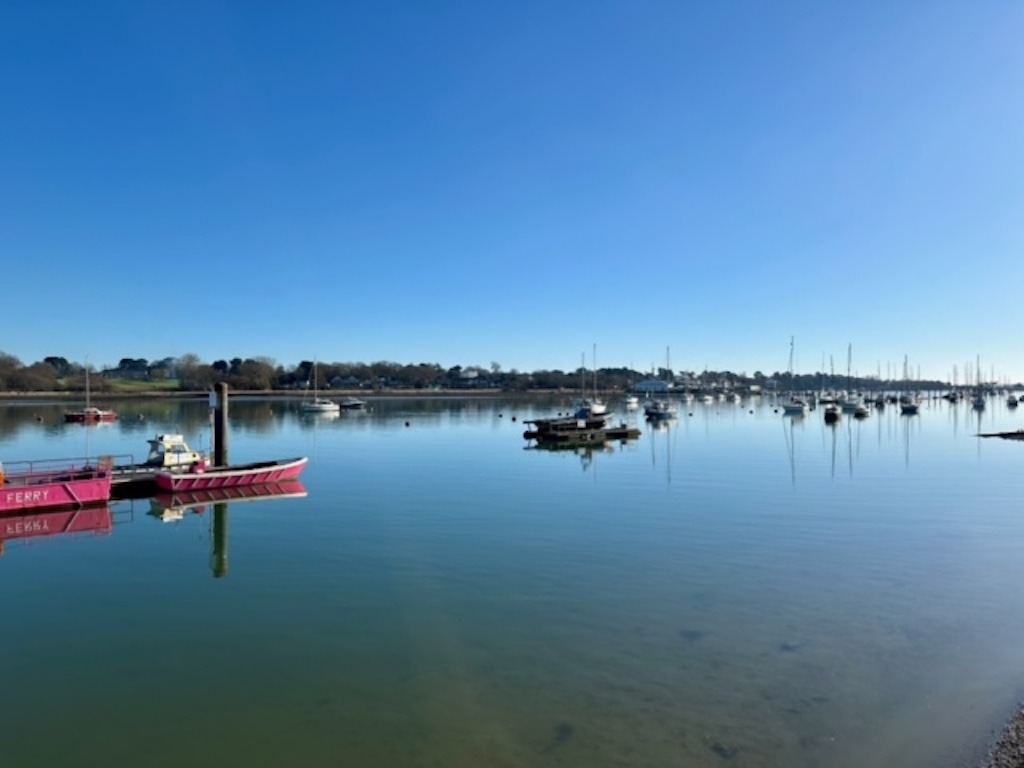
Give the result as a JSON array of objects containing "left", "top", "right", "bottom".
[
  {"left": 213, "top": 381, "right": 229, "bottom": 466},
  {"left": 211, "top": 382, "right": 230, "bottom": 578}
]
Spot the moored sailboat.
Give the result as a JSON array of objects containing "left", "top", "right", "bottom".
[
  {"left": 64, "top": 367, "right": 118, "bottom": 424},
  {"left": 301, "top": 361, "right": 340, "bottom": 414}
]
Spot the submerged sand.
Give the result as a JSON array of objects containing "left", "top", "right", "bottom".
[{"left": 978, "top": 707, "right": 1024, "bottom": 768}]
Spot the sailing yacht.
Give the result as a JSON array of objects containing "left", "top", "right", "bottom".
[
  {"left": 574, "top": 347, "right": 609, "bottom": 420},
  {"left": 64, "top": 366, "right": 118, "bottom": 423},
  {"left": 781, "top": 337, "right": 808, "bottom": 416},
  {"left": 301, "top": 362, "right": 340, "bottom": 414}
]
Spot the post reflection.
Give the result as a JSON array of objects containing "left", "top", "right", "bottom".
[{"left": 146, "top": 481, "right": 308, "bottom": 577}]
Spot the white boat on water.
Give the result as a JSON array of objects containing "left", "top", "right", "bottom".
[
  {"left": 644, "top": 399, "right": 677, "bottom": 420},
  {"left": 574, "top": 398, "right": 609, "bottom": 420},
  {"left": 302, "top": 397, "right": 341, "bottom": 414},
  {"left": 339, "top": 396, "right": 366, "bottom": 410},
  {"left": 780, "top": 337, "right": 806, "bottom": 416},
  {"left": 143, "top": 434, "right": 207, "bottom": 470},
  {"left": 839, "top": 395, "right": 863, "bottom": 414},
  {"left": 782, "top": 398, "right": 808, "bottom": 416},
  {"left": 573, "top": 346, "right": 608, "bottom": 420},
  {"left": 301, "top": 362, "right": 340, "bottom": 414},
  {"left": 624, "top": 394, "right": 640, "bottom": 410}
]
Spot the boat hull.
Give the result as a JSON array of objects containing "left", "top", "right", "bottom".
[
  {"left": 300, "top": 401, "right": 340, "bottom": 414},
  {"left": 64, "top": 411, "right": 118, "bottom": 424},
  {"left": 154, "top": 457, "right": 308, "bottom": 492},
  {"left": 0, "top": 463, "right": 113, "bottom": 513}
]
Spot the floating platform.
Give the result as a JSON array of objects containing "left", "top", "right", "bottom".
[{"left": 523, "top": 417, "right": 641, "bottom": 446}]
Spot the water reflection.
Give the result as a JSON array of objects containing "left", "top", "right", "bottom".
[
  {"left": 525, "top": 439, "right": 636, "bottom": 473},
  {"left": 648, "top": 418, "right": 676, "bottom": 484},
  {"left": 147, "top": 480, "right": 308, "bottom": 518},
  {"left": 147, "top": 481, "right": 308, "bottom": 578},
  {"left": 784, "top": 416, "right": 798, "bottom": 486},
  {"left": 0, "top": 503, "right": 129, "bottom": 559}
]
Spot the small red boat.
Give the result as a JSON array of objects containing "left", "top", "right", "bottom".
[
  {"left": 153, "top": 456, "right": 308, "bottom": 493},
  {"left": 64, "top": 368, "right": 118, "bottom": 424},
  {"left": 64, "top": 406, "right": 119, "bottom": 424},
  {"left": 0, "top": 457, "right": 114, "bottom": 513}
]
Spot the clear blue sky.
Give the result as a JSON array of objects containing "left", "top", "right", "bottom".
[{"left": 3, "top": 1, "right": 1022, "bottom": 382}]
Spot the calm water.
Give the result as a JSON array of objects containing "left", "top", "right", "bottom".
[{"left": 3, "top": 394, "right": 1024, "bottom": 767}]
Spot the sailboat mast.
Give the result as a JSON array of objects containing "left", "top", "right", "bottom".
[
  {"left": 788, "top": 336, "right": 795, "bottom": 388},
  {"left": 847, "top": 343, "right": 852, "bottom": 392},
  {"left": 580, "top": 353, "right": 586, "bottom": 401}
]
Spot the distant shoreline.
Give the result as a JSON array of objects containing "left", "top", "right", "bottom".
[{"left": 0, "top": 389, "right": 563, "bottom": 402}]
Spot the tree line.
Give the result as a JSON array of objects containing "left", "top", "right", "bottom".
[{"left": 0, "top": 352, "right": 953, "bottom": 393}]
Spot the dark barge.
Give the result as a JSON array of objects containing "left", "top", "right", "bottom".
[{"left": 523, "top": 416, "right": 641, "bottom": 446}]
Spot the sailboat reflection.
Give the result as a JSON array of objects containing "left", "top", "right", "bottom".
[
  {"left": 783, "top": 415, "right": 798, "bottom": 486},
  {"left": 649, "top": 418, "right": 676, "bottom": 484},
  {"left": 0, "top": 505, "right": 114, "bottom": 558}
]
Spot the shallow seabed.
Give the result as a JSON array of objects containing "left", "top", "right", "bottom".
[{"left": 2, "top": 394, "right": 1024, "bottom": 767}]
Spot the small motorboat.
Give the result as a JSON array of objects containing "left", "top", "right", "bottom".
[
  {"left": 143, "top": 434, "right": 207, "bottom": 470},
  {"left": 154, "top": 456, "right": 308, "bottom": 492}
]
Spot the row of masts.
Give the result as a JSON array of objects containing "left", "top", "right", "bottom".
[{"left": 580, "top": 342, "right": 1011, "bottom": 392}]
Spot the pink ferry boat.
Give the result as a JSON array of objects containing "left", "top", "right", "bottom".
[
  {"left": 153, "top": 456, "right": 308, "bottom": 493},
  {"left": 0, "top": 458, "right": 114, "bottom": 513}
]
